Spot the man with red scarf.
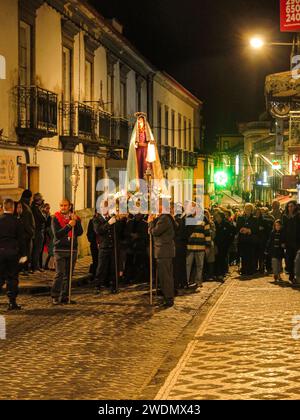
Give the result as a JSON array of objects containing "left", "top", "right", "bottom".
[{"left": 51, "top": 199, "right": 83, "bottom": 305}]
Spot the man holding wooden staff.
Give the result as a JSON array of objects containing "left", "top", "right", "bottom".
[
  {"left": 148, "top": 201, "right": 176, "bottom": 308},
  {"left": 51, "top": 199, "right": 83, "bottom": 305}
]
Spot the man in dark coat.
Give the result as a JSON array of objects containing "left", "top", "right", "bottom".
[
  {"left": 149, "top": 206, "right": 176, "bottom": 308},
  {"left": 20, "top": 189, "right": 35, "bottom": 275},
  {"left": 124, "top": 213, "right": 149, "bottom": 283},
  {"left": 51, "top": 199, "right": 83, "bottom": 304},
  {"left": 214, "top": 210, "right": 236, "bottom": 279},
  {"left": 0, "top": 199, "right": 26, "bottom": 310},
  {"left": 93, "top": 202, "right": 122, "bottom": 294},
  {"left": 87, "top": 211, "right": 100, "bottom": 280},
  {"left": 174, "top": 207, "right": 188, "bottom": 290},
  {"left": 31, "top": 192, "right": 46, "bottom": 272},
  {"left": 237, "top": 203, "right": 259, "bottom": 277},
  {"left": 282, "top": 200, "right": 300, "bottom": 283}
]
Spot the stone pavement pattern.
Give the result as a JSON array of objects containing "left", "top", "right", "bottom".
[
  {"left": 0, "top": 280, "right": 221, "bottom": 400},
  {"left": 155, "top": 277, "right": 300, "bottom": 400},
  {"left": 18, "top": 256, "right": 91, "bottom": 292}
]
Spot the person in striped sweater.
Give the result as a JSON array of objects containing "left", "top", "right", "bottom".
[{"left": 185, "top": 204, "right": 211, "bottom": 289}]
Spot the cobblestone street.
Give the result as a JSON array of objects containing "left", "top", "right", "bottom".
[
  {"left": 2, "top": 272, "right": 300, "bottom": 400},
  {"left": 17, "top": 256, "right": 92, "bottom": 293},
  {"left": 0, "top": 278, "right": 221, "bottom": 400},
  {"left": 153, "top": 276, "right": 300, "bottom": 400}
]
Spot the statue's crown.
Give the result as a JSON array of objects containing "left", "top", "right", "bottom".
[{"left": 134, "top": 111, "right": 147, "bottom": 119}]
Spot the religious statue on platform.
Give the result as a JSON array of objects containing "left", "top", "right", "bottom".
[
  {"left": 135, "top": 114, "right": 155, "bottom": 180},
  {"left": 127, "top": 112, "right": 165, "bottom": 193}
]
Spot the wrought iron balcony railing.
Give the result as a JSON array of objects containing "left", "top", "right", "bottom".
[
  {"left": 170, "top": 147, "right": 177, "bottom": 166},
  {"left": 111, "top": 118, "right": 129, "bottom": 147},
  {"left": 16, "top": 85, "right": 58, "bottom": 145},
  {"left": 183, "top": 150, "right": 190, "bottom": 167},
  {"left": 189, "top": 152, "right": 197, "bottom": 167},
  {"left": 98, "top": 111, "right": 111, "bottom": 145},
  {"left": 162, "top": 145, "right": 171, "bottom": 167},
  {"left": 59, "top": 101, "right": 95, "bottom": 142},
  {"left": 177, "top": 149, "right": 183, "bottom": 166}
]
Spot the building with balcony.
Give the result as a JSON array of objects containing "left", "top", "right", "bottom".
[
  {"left": 265, "top": 70, "right": 300, "bottom": 167},
  {"left": 153, "top": 72, "right": 201, "bottom": 203},
  {"left": 0, "top": 0, "right": 203, "bottom": 255},
  {"left": 213, "top": 133, "right": 244, "bottom": 199},
  {"left": 238, "top": 117, "right": 297, "bottom": 205}
]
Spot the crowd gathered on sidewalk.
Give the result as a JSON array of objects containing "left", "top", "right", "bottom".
[{"left": 1, "top": 188, "right": 300, "bottom": 311}]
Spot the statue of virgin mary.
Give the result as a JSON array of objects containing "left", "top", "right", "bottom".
[{"left": 126, "top": 112, "right": 166, "bottom": 193}]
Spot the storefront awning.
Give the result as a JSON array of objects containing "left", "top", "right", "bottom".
[
  {"left": 276, "top": 194, "right": 296, "bottom": 205},
  {"left": 265, "top": 70, "right": 300, "bottom": 100}
]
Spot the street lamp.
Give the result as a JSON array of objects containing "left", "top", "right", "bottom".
[
  {"left": 250, "top": 37, "right": 265, "bottom": 49},
  {"left": 249, "top": 36, "right": 294, "bottom": 49}
]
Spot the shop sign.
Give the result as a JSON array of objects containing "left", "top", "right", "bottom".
[{"left": 0, "top": 156, "right": 15, "bottom": 185}]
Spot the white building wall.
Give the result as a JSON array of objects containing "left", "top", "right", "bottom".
[
  {"left": 94, "top": 46, "right": 107, "bottom": 104},
  {"left": 153, "top": 77, "right": 197, "bottom": 190},
  {"left": 74, "top": 32, "right": 86, "bottom": 103},
  {"left": 153, "top": 79, "right": 194, "bottom": 150},
  {"left": 35, "top": 4, "right": 70, "bottom": 208},
  {"left": 38, "top": 149, "right": 64, "bottom": 210},
  {"left": 36, "top": 4, "right": 62, "bottom": 94},
  {"left": 0, "top": 0, "right": 18, "bottom": 141},
  {"left": 126, "top": 70, "right": 136, "bottom": 119},
  {"left": 141, "top": 81, "right": 147, "bottom": 113},
  {"left": 114, "top": 62, "right": 120, "bottom": 116}
]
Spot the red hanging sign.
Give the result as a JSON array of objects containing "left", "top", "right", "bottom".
[
  {"left": 292, "top": 154, "right": 300, "bottom": 172},
  {"left": 281, "top": 0, "right": 300, "bottom": 32}
]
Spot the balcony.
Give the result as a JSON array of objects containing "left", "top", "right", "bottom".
[
  {"left": 161, "top": 145, "right": 171, "bottom": 168},
  {"left": 16, "top": 85, "right": 58, "bottom": 146},
  {"left": 111, "top": 118, "right": 129, "bottom": 148},
  {"left": 170, "top": 147, "right": 177, "bottom": 167},
  {"left": 98, "top": 111, "right": 111, "bottom": 146},
  {"left": 183, "top": 151, "right": 189, "bottom": 167},
  {"left": 59, "top": 101, "right": 97, "bottom": 152},
  {"left": 189, "top": 152, "right": 197, "bottom": 167},
  {"left": 177, "top": 149, "right": 183, "bottom": 166}
]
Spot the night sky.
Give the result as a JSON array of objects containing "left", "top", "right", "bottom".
[{"left": 88, "top": 0, "right": 292, "bottom": 151}]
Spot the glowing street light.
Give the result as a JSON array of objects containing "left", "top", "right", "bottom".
[
  {"left": 214, "top": 171, "right": 229, "bottom": 187},
  {"left": 249, "top": 36, "right": 293, "bottom": 50},
  {"left": 250, "top": 37, "right": 264, "bottom": 49}
]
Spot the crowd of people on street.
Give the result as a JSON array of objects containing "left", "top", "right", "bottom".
[{"left": 1, "top": 189, "right": 300, "bottom": 311}]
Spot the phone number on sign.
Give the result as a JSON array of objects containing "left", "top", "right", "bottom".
[{"left": 286, "top": 0, "right": 300, "bottom": 22}]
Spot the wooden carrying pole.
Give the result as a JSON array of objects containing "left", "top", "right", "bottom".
[
  {"left": 68, "top": 166, "right": 80, "bottom": 304},
  {"left": 146, "top": 167, "right": 153, "bottom": 305},
  {"left": 113, "top": 221, "right": 119, "bottom": 293}
]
